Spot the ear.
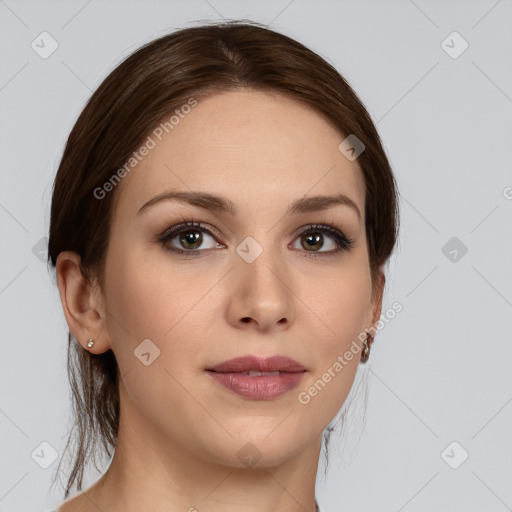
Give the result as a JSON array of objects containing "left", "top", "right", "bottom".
[
  {"left": 367, "top": 265, "right": 386, "bottom": 332},
  {"left": 55, "top": 251, "right": 110, "bottom": 354}
]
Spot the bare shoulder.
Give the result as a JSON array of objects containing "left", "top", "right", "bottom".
[
  {"left": 54, "top": 475, "right": 111, "bottom": 512},
  {"left": 53, "top": 491, "right": 96, "bottom": 512}
]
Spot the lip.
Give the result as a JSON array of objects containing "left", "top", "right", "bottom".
[
  {"left": 206, "top": 355, "right": 307, "bottom": 400},
  {"left": 206, "top": 355, "right": 306, "bottom": 373}
]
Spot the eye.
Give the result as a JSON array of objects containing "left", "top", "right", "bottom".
[
  {"left": 157, "top": 220, "right": 354, "bottom": 257},
  {"left": 291, "top": 224, "right": 354, "bottom": 257},
  {"left": 157, "top": 220, "right": 223, "bottom": 255}
]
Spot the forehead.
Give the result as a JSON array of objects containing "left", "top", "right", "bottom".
[{"left": 114, "top": 89, "right": 366, "bottom": 219}]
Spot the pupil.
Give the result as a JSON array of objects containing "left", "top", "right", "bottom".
[
  {"left": 181, "top": 230, "right": 201, "bottom": 249},
  {"left": 304, "top": 233, "right": 322, "bottom": 250}
]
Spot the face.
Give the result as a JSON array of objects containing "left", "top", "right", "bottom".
[{"left": 97, "top": 89, "right": 382, "bottom": 468}]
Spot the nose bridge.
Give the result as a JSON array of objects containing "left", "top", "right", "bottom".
[
  {"left": 229, "top": 233, "right": 295, "bottom": 330},
  {"left": 237, "top": 235, "right": 286, "bottom": 294}
]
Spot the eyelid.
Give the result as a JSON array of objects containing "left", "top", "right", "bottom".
[{"left": 157, "top": 217, "right": 221, "bottom": 239}]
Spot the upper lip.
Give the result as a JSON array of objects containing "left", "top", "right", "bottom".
[{"left": 206, "top": 355, "right": 306, "bottom": 373}]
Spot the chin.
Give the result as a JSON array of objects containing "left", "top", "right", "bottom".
[{"left": 198, "top": 427, "right": 314, "bottom": 469}]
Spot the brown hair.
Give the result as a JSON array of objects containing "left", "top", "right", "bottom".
[{"left": 48, "top": 19, "right": 399, "bottom": 496}]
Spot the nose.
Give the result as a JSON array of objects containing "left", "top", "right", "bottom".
[{"left": 226, "top": 244, "right": 296, "bottom": 333}]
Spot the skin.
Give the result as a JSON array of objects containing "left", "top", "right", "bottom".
[{"left": 56, "top": 89, "right": 384, "bottom": 512}]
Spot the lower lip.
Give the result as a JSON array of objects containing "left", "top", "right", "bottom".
[{"left": 207, "top": 371, "right": 305, "bottom": 400}]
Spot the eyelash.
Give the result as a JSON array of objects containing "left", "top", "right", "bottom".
[{"left": 156, "top": 218, "right": 354, "bottom": 258}]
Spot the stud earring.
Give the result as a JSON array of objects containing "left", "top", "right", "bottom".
[{"left": 86, "top": 338, "right": 95, "bottom": 349}]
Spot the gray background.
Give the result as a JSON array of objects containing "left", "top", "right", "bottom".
[{"left": 1, "top": 1, "right": 511, "bottom": 511}]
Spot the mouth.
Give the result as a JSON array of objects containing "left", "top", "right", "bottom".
[
  {"left": 205, "top": 355, "right": 307, "bottom": 400},
  {"left": 225, "top": 370, "right": 283, "bottom": 376},
  {"left": 206, "top": 355, "right": 306, "bottom": 373}
]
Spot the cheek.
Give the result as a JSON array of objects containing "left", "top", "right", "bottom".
[
  {"left": 101, "top": 249, "right": 208, "bottom": 422},
  {"left": 309, "top": 259, "right": 373, "bottom": 349},
  {"left": 293, "top": 280, "right": 369, "bottom": 433},
  {"left": 300, "top": 262, "right": 371, "bottom": 388},
  {"left": 104, "top": 246, "right": 205, "bottom": 340},
  {"left": 102, "top": 247, "right": 218, "bottom": 382},
  {"left": 289, "top": 256, "right": 372, "bottom": 415}
]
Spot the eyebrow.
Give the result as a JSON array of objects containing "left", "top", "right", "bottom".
[{"left": 137, "top": 190, "right": 362, "bottom": 220}]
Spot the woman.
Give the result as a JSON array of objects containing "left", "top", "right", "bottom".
[{"left": 47, "top": 20, "right": 399, "bottom": 512}]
